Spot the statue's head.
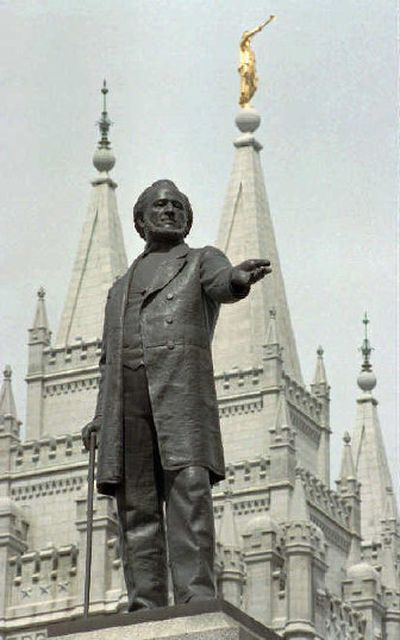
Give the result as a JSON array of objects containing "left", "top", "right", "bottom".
[{"left": 133, "top": 179, "right": 193, "bottom": 243}]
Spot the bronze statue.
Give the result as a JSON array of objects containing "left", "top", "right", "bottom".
[
  {"left": 239, "top": 15, "right": 276, "bottom": 108},
  {"left": 82, "top": 180, "right": 271, "bottom": 611}
]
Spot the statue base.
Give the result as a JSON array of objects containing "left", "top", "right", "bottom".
[{"left": 47, "top": 599, "right": 281, "bottom": 640}]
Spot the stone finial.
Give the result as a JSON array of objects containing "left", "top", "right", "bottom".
[
  {"left": 93, "top": 80, "right": 116, "bottom": 173},
  {"left": 219, "top": 491, "right": 240, "bottom": 549},
  {"left": 339, "top": 431, "right": 356, "bottom": 481},
  {"left": 381, "top": 486, "right": 398, "bottom": 525},
  {"left": 265, "top": 307, "right": 279, "bottom": 345},
  {"left": 346, "top": 536, "right": 361, "bottom": 571},
  {"left": 360, "top": 313, "right": 372, "bottom": 371},
  {"left": 98, "top": 80, "right": 111, "bottom": 149},
  {"left": 0, "top": 364, "right": 18, "bottom": 419},
  {"left": 380, "top": 539, "right": 399, "bottom": 592},
  {"left": 313, "top": 345, "right": 328, "bottom": 386},
  {"left": 289, "top": 470, "right": 309, "bottom": 521},
  {"left": 235, "top": 107, "right": 261, "bottom": 133},
  {"left": 3, "top": 364, "right": 12, "bottom": 380},
  {"left": 32, "top": 286, "right": 49, "bottom": 330},
  {"left": 357, "top": 313, "right": 376, "bottom": 392},
  {"left": 273, "top": 389, "right": 292, "bottom": 433}
]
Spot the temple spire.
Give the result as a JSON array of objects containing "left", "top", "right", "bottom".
[
  {"left": 381, "top": 537, "right": 399, "bottom": 592},
  {"left": 33, "top": 287, "right": 49, "bottom": 329},
  {"left": 289, "top": 471, "right": 309, "bottom": 521},
  {"left": 218, "top": 491, "right": 241, "bottom": 549},
  {"left": 346, "top": 535, "right": 361, "bottom": 570},
  {"left": 0, "top": 365, "right": 17, "bottom": 421},
  {"left": 28, "top": 286, "right": 51, "bottom": 349},
  {"left": 313, "top": 346, "right": 328, "bottom": 386},
  {"left": 273, "top": 389, "right": 292, "bottom": 434},
  {"left": 265, "top": 308, "right": 279, "bottom": 345},
  {"left": 381, "top": 487, "right": 398, "bottom": 536},
  {"left": 212, "top": 104, "right": 302, "bottom": 382},
  {"left": 56, "top": 81, "right": 127, "bottom": 345},
  {"left": 339, "top": 431, "right": 356, "bottom": 481},
  {"left": 351, "top": 316, "right": 398, "bottom": 540}
]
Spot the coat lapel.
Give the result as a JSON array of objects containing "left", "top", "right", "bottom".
[
  {"left": 143, "top": 243, "right": 189, "bottom": 302},
  {"left": 116, "top": 253, "right": 143, "bottom": 330}
]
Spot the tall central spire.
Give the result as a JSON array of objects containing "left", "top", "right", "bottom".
[
  {"left": 56, "top": 82, "right": 127, "bottom": 345},
  {"left": 212, "top": 107, "right": 302, "bottom": 382}
]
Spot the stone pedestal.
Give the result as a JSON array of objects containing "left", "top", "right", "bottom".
[{"left": 47, "top": 599, "right": 281, "bottom": 640}]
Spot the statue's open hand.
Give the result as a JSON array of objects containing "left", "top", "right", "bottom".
[
  {"left": 81, "top": 421, "right": 100, "bottom": 452},
  {"left": 232, "top": 259, "right": 272, "bottom": 287}
]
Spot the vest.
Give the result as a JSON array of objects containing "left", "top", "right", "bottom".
[{"left": 123, "top": 247, "right": 174, "bottom": 370}]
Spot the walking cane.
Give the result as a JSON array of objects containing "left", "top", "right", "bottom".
[{"left": 84, "top": 430, "right": 96, "bottom": 618}]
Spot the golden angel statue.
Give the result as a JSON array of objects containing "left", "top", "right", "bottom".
[{"left": 238, "top": 15, "right": 276, "bottom": 108}]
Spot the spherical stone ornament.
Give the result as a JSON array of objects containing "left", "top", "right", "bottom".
[
  {"left": 357, "top": 369, "right": 377, "bottom": 392},
  {"left": 93, "top": 147, "right": 115, "bottom": 173},
  {"left": 235, "top": 107, "right": 261, "bottom": 133},
  {"left": 347, "top": 562, "right": 380, "bottom": 582},
  {"left": 244, "top": 513, "right": 281, "bottom": 535}
]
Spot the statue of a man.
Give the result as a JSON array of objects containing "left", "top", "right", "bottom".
[{"left": 82, "top": 179, "right": 271, "bottom": 611}]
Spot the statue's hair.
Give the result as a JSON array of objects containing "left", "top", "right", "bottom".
[{"left": 133, "top": 179, "right": 193, "bottom": 239}]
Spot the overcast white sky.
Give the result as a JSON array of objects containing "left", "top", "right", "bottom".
[{"left": 0, "top": 1, "right": 398, "bottom": 494}]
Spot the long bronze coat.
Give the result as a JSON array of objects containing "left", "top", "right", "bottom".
[{"left": 93, "top": 242, "right": 248, "bottom": 495}]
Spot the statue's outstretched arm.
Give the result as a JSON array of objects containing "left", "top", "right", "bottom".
[{"left": 245, "top": 15, "right": 275, "bottom": 40}]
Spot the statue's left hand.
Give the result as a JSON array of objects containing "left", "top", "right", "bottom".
[{"left": 232, "top": 259, "right": 272, "bottom": 287}]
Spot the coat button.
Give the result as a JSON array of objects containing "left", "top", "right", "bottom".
[
  {"left": 167, "top": 340, "right": 175, "bottom": 350},
  {"left": 166, "top": 293, "right": 174, "bottom": 300},
  {"left": 166, "top": 317, "right": 173, "bottom": 324}
]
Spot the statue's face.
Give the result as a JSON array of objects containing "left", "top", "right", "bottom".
[{"left": 141, "top": 186, "right": 188, "bottom": 243}]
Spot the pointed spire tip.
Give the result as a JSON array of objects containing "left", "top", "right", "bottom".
[
  {"left": 219, "top": 490, "right": 240, "bottom": 548},
  {"left": 93, "top": 80, "right": 115, "bottom": 173},
  {"left": 357, "top": 313, "right": 377, "bottom": 391},
  {"left": 3, "top": 364, "right": 12, "bottom": 379},
  {"left": 265, "top": 307, "right": 279, "bottom": 346},
  {"left": 360, "top": 312, "right": 373, "bottom": 371},
  {"left": 32, "top": 285, "right": 49, "bottom": 332},
  {"left": 0, "top": 363, "right": 17, "bottom": 420},
  {"left": 290, "top": 470, "right": 309, "bottom": 521},
  {"left": 339, "top": 430, "right": 356, "bottom": 482},
  {"left": 343, "top": 431, "right": 351, "bottom": 444},
  {"left": 312, "top": 344, "right": 328, "bottom": 386}
]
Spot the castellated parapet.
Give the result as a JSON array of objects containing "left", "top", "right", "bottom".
[
  {"left": 8, "top": 543, "right": 78, "bottom": 617},
  {"left": 297, "top": 467, "right": 351, "bottom": 531},
  {"left": 26, "top": 340, "right": 103, "bottom": 441},
  {"left": 215, "top": 365, "right": 325, "bottom": 480},
  {"left": 10, "top": 434, "right": 85, "bottom": 475}
]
